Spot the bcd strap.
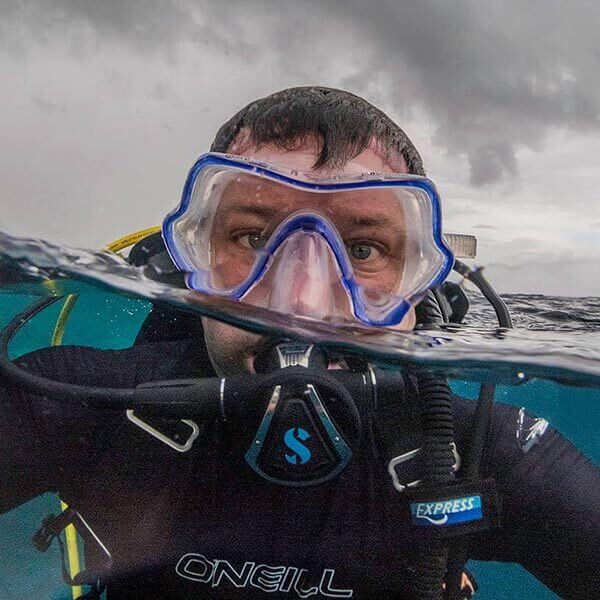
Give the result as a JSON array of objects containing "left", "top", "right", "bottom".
[
  {"left": 32, "top": 509, "right": 74, "bottom": 552},
  {"left": 32, "top": 507, "right": 111, "bottom": 595},
  {"left": 402, "top": 479, "right": 501, "bottom": 539}
]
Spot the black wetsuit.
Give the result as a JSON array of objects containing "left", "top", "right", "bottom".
[{"left": 1, "top": 340, "right": 599, "bottom": 599}]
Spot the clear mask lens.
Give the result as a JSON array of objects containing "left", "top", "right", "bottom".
[{"left": 164, "top": 154, "right": 453, "bottom": 326}]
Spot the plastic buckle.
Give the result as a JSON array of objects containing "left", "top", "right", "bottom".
[{"left": 32, "top": 513, "right": 63, "bottom": 552}]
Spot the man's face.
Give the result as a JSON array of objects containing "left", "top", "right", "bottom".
[{"left": 201, "top": 142, "right": 417, "bottom": 376}]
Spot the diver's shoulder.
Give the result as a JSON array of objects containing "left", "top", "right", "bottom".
[
  {"left": 450, "top": 393, "right": 539, "bottom": 428},
  {"left": 13, "top": 339, "right": 197, "bottom": 386},
  {"left": 450, "top": 394, "right": 554, "bottom": 467}
]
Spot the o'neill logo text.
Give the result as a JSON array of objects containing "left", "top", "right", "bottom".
[
  {"left": 411, "top": 495, "right": 482, "bottom": 526},
  {"left": 175, "top": 554, "right": 353, "bottom": 598},
  {"left": 284, "top": 427, "right": 312, "bottom": 465}
]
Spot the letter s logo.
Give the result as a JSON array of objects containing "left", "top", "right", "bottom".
[{"left": 284, "top": 427, "right": 311, "bottom": 465}]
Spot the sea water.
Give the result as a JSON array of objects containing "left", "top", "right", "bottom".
[{"left": 0, "top": 232, "right": 598, "bottom": 599}]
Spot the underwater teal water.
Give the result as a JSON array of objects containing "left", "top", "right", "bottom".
[
  {"left": 1, "top": 290, "right": 598, "bottom": 599},
  {"left": 0, "top": 293, "right": 151, "bottom": 600},
  {"left": 0, "top": 230, "right": 599, "bottom": 599}
]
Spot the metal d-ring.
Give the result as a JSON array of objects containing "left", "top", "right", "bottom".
[
  {"left": 126, "top": 410, "right": 200, "bottom": 453},
  {"left": 387, "top": 443, "right": 461, "bottom": 492}
]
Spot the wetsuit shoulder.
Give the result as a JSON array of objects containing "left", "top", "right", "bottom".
[
  {"left": 452, "top": 395, "right": 600, "bottom": 598},
  {"left": 13, "top": 338, "right": 208, "bottom": 386},
  {"left": 0, "top": 339, "right": 202, "bottom": 513}
]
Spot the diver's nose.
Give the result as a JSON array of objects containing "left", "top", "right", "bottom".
[
  {"left": 285, "top": 277, "right": 326, "bottom": 318},
  {"left": 284, "top": 235, "right": 333, "bottom": 317},
  {"left": 242, "top": 231, "right": 354, "bottom": 321}
]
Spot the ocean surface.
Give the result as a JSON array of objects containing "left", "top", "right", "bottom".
[
  {"left": 467, "top": 292, "right": 600, "bottom": 333},
  {"left": 0, "top": 231, "right": 598, "bottom": 599}
]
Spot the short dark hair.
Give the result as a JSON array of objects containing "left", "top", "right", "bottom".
[{"left": 210, "top": 86, "right": 425, "bottom": 175}]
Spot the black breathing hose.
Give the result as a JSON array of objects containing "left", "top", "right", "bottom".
[
  {"left": 453, "top": 260, "right": 512, "bottom": 329},
  {"left": 444, "top": 262, "right": 513, "bottom": 598},
  {"left": 411, "top": 373, "right": 457, "bottom": 600},
  {"left": 408, "top": 292, "right": 457, "bottom": 600}
]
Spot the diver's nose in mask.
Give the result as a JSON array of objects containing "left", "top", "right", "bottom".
[{"left": 242, "top": 231, "right": 355, "bottom": 322}]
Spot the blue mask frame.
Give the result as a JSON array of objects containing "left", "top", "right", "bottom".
[{"left": 163, "top": 153, "right": 454, "bottom": 327}]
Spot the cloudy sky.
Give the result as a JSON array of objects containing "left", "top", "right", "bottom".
[{"left": 1, "top": 0, "right": 599, "bottom": 295}]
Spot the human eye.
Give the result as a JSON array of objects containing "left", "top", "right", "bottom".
[
  {"left": 231, "top": 230, "right": 266, "bottom": 250},
  {"left": 347, "top": 241, "right": 383, "bottom": 262}
]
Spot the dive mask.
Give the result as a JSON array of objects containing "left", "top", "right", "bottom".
[{"left": 163, "top": 153, "right": 454, "bottom": 327}]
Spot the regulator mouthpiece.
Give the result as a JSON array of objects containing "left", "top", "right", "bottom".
[{"left": 245, "top": 343, "right": 358, "bottom": 486}]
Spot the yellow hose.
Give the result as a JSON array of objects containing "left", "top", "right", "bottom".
[
  {"left": 51, "top": 295, "right": 79, "bottom": 346},
  {"left": 51, "top": 226, "right": 160, "bottom": 598},
  {"left": 60, "top": 500, "right": 83, "bottom": 598},
  {"left": 104, "top": 226, "right": 161, "bottom": 253},
  {"left": 52, "top": 295, "right": 83, "bottom": 599}
]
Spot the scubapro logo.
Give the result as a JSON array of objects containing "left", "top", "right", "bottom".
[
  {"left": 284, "top": 427, "right": 311, "bottom": 465},
  {"left": 175, "top": 554, "right": 353, "bottom": 598}
]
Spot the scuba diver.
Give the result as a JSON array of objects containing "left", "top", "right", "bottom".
[{"left": 0, "top": 86, "right": 599, "bottom": 599}]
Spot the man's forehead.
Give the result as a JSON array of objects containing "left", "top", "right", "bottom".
[
  {"left": 215, "top": 141, "right": 409, "bottom": 223},
  {"left": 229, "top": 139, "right": 408, "bottom": 175},
  {"left": 221, "top": 172, "right": 399, "bottom": 206},
  {"left": 218, "top": 173, "right": 406, "bottom": 228}
]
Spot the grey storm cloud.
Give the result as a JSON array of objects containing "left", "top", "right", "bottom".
[{"left": 1, "top": 0, "right": 600, "bottom": 187}]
